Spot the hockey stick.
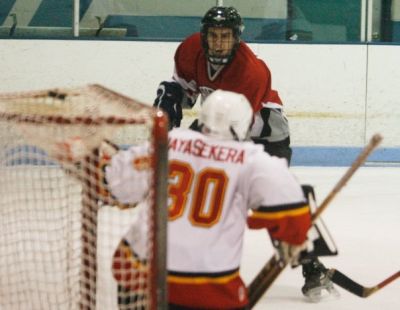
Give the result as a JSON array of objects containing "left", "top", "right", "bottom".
[
  {"left": 247, "top": 133, "right": 384, "bottom": 308},
  {"left": 327, "top": 269, "right": 400, "bottom": 298}
]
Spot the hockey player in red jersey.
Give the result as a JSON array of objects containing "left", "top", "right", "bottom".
[
  {"left": 108, "top": 90, "right": 312, "bottom": 309},
  {"left": 153, "top": 5, "right": 336, "bottom": 301},
  {"left": 154, "top": 6, "right": 291, "bottom": 164}
]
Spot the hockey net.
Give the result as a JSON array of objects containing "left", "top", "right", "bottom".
[{"left": 0, "top": 84, "right": 168, "bottom": 310}]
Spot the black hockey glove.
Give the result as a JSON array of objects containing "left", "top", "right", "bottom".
[{"left": 153, "top": 81, "right": 183, "bottom": 129}]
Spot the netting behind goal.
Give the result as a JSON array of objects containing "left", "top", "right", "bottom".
[{"left": 0, "top": 84, "right": 168, "bottom": 310}]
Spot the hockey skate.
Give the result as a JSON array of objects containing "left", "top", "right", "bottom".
[{"left": 301, "top": 259, "right": 340, "bottom": 302}]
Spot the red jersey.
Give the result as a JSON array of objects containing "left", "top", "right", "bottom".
[{"left": 173, "top": 33, "right": 276, "bottom": 113}]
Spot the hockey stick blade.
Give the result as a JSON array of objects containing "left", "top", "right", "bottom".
[
  {"left": 327, "top": 269, "right": 400, "bottom": 298},
  {"left": 247, "top": 133, "right": 383, "bottom": 308}
]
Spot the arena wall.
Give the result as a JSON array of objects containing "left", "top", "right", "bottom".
[{"left": 0, "top": 39, "right": 399, "bottom": 165}]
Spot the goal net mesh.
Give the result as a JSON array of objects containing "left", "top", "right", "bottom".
[{"left": 0, "top": 84, "right": 168, "bottom": 310}]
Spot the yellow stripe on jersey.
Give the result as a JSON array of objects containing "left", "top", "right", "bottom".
[
  {"left": 168, "top": 271, "right": 240, "bottom": 285},
  {"left": 251, "top": 205, "right": 310, "bottom": 220}
]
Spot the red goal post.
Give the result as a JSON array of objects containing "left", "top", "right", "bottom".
[{"left": 0, "top": 84, "right": 168, "bottom": 310}]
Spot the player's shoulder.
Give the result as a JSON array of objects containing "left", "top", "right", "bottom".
[
  {"left": 238, "top": 140, "right": 264, "bottom": 154},
  {"left": 227, "top": 140, "right": 268, "bottom": 164},
  {"left": 175, "top": 33, "right": 204, "bottom": 75},
  {"left": 182, "top": 32, "right": 202, "bottom": 45},
  {"left": 234, "top": 42, "right": 271, "bottom": 78},
  {"left": 176, "top": 33, "right": 202, "bottom": 55},
  {"left": 245, "top": 143, "right": 289, "bottom": 169},
  {"left": 170, "top": 129, "right": 260, "bottom": 154}
]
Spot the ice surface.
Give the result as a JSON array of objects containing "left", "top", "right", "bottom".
[{"left": 242, "top": 166, "right": 400, "bottom": 310}]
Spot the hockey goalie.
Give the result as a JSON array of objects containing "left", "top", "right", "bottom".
[
  {"left": 53, "top": 91, "right": 397, "bottom": 309},
  {"left": 104, "top": 90, "right": 313, "bottom": 309}
]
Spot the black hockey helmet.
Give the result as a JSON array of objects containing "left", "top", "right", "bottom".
[{"left": 201, "top": 6, "right": 244, "bottom": 65}]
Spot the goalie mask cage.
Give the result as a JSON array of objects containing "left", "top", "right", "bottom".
[{"left": 0, "top": 84, "right": 168, "bottom": 310}]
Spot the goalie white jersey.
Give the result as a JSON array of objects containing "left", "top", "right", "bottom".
[{"left": 106, "top": 127, "right": 310, "bottom": 309}]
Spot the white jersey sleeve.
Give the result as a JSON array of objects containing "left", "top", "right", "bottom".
[
  {"left": 105, "top": 143, "right": 151, "bottom": 205},
  {"left": 244, "top": 151, "right": 310, "bottom": 245},
  {"left": 244, "top": 153, "right": 305, "bottom": 209}
]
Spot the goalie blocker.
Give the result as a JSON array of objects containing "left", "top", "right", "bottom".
[{"left": 270, "top": 184, "right": 338, "bottom": 266}]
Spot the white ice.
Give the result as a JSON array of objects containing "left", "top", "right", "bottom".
[{"left": 242, "top": 166, "right": 400, "bottom": 310}]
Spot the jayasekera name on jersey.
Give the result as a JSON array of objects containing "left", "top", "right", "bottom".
[{"left": 169, "top": 137, "right": 245, "bottom": 164}]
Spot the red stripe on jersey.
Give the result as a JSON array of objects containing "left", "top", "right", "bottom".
[
  {"left": 248, "top": 205, "right": 311, "bottom": 245},
  {"left": 168, "top": 272, "right": 248, "bottom": 309}
]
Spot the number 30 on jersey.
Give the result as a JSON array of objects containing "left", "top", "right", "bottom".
[{"left": 168, "top": 160, "right": 229, "bottom": 227}]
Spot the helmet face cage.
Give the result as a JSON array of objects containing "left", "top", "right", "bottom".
[{"left": 201, "top": 6, "right": 244, "bottom": 65}]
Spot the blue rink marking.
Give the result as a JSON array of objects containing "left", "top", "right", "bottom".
[
  {"left": 4, "top": 145, "right": 400, "bottom": 167},
  {"left": 292, "top": 147, "right": 400, "bottom": 167}
]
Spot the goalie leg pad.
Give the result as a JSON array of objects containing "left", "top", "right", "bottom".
[
  {"left": 299, "top": 185, "right": 339, "bottom": 301},
  {"left": 302, "top": 184, "right": 338, "bottom": 258}
]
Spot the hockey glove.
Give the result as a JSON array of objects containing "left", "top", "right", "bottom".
[
  {"left": 153, "top": 81, "right": 183, "bottom": 129},
  {"left": 273, "top": 240, "right": 308, "bottom": 267}
]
